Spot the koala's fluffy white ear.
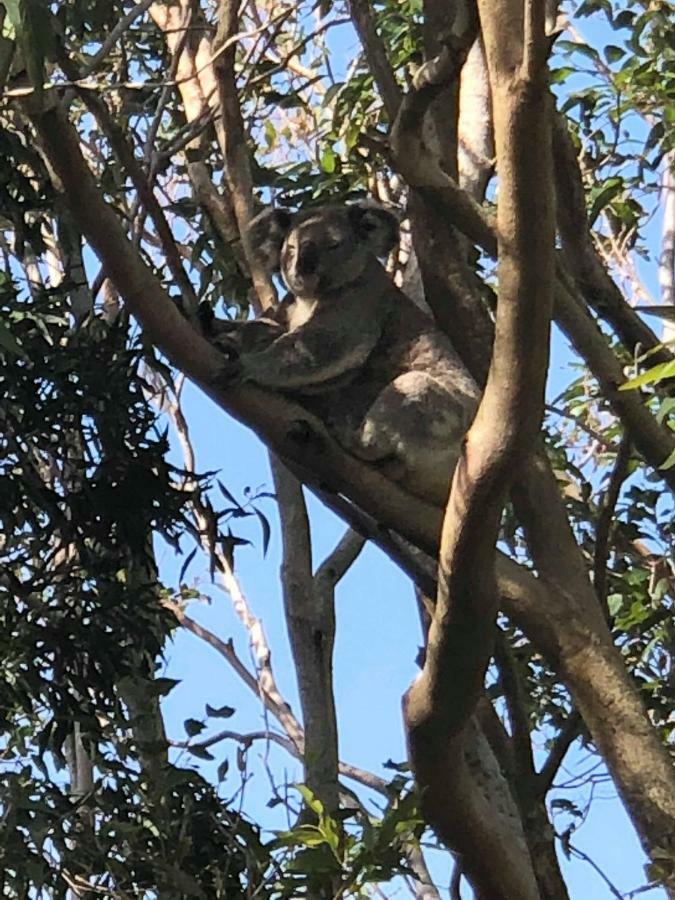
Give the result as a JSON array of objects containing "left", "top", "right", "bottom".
[
  {"left": 246, "top": 207, "right": 294, "bottom": 271},
  {"left": 347, "top": 203, "right": 400, "bottom": 258}
]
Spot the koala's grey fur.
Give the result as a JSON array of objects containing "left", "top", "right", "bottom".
[{"left": 213, "top": 203, "right": 479, "bottom": 506}]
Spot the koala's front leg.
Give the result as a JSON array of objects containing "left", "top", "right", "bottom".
[{"left": 238, "top": 318, "right": 382, "bottom": 391}]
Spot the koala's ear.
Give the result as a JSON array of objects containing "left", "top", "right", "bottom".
[
  {"left": 246, "top": 207, "right": 294, "bottom": 271},
  {"left": 347, "top": 203, "right": 400, "bottom": 257}
]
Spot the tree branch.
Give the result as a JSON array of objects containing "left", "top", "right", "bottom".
[
  {"left": 347, "top": 0, "right": 402, "bottom": 120},
  {"left": 272, "top": 456, "right": 341, "bottom": 815},
  {"left": 213, "top": 0, "right": 276, "bottom": 311},
  {"left": 493, "top": 633, "right": 535, "bottom": 783},
  {"left": 552, "top": 114, "right": 673, "bottom": 368},
  {"left": 536, "top": 711, "right": 581, "bottom": 795},
  {"left": 592, "top": 433, "right": 632, "bottom": 610},
  {"left": 403, "top": 0, "right": 555, "bottom": 893}
]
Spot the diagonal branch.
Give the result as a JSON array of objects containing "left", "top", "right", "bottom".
[
  {"left": 347, "top": 0, "right": 402, "bottom": 120},
  {"left": 552, "top": 114, "right": 673, "bottom": 368}
]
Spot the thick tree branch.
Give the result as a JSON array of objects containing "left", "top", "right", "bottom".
[
  {"left": 410, "top": 0, "right": 554, "bottom": 745},
  {"left": 213, "top": 0, "right": 275, "bottom": 311},
  {"left": 553, "top": 114, "right": 673, "bottom": 367},
  {"left": 149, "top": 1, "right": 248, "bottom": 279},
  {"left": 403, "top": 2, "right": 555, "bottom": 895},
  {"left": 272, "top": 457, "right": 341, "bottom": 816},
  {"left": 387, "top": 34, "right": 675, "bottom": 489}
]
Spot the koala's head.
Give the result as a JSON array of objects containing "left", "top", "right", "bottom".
[{"left": 246, "top": 203, "right": 399, "bottom": 297}]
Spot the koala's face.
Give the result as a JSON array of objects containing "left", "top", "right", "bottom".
[
  {"left": 280, "top": 209, "right": 371, "bottom": 296},
  {"left": 247, "top": 203, "right": 399, "bottom": 299}
]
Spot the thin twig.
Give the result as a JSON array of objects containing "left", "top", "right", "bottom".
[
  {"left": 592, "top": 432, "right": 632, "bottom": 610},
  {"left": 4, "top": 7, "right": 293, "bottom": 98},
  {"left": 537, "top": 711, "right": 581, "bottom": 794},
  {"left": 493, "top": 632, "right": 535, "bottom": 782},
  {"left": 80, "top": 0, "right": 156, "bottom": 76}
]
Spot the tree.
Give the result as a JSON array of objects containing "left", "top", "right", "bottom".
[{"left": 0, "top": 0, "right": 673, "bottom": 897}]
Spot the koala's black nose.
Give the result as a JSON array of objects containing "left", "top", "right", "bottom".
[{"left": 297, "top": 241, "right": 319, "bottom": 275}]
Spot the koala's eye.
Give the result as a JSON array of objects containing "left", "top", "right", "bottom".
[{"left": 326, "top": 237, "right": 344, "bottom": 249}]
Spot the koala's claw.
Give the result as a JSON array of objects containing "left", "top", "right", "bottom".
[
  {"left": 287, "top": 419, "right": 321, "bottom": 446},
  {"left": 213, "top": 333, "right": 241, "bottom": 361},
  {"left": 216, "top": 354, "right": 244, "bottom": 385}
]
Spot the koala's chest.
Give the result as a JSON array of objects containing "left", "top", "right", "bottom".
[{"left": 286, "top": 298, "right": 318, "bottom": 331}]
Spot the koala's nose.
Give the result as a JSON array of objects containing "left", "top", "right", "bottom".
[{"left": 297, "top": 241, "right": 319, "bottom": 275}]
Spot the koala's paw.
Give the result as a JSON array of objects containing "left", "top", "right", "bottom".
[
  {"left": 215, "top": 344, "right": 244, "bottom": 385},
  {"left": 287, "top": 418, "right": 322, "bottom": 447},
  {"left": 212, "top": 332, "right": 242, "bottom": 360}
]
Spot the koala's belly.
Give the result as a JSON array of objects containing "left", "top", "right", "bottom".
[{"left": 298, "top": 366, "right": 477, "bottom": 507}]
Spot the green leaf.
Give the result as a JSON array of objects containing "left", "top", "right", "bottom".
[
  {"left": 253, "top": 506, "right": 271, "bottom": 556},
  {"left": 3, "top": 0, "right": 21, "bottom": 31},
  {"left": 320, "top": 147, "right": 336, "bottom": 174},
  {"left": 607, "top": 594, "right": 623, "bottom": 617},
  {"left": 152, "top": 677, "right": 181, "bottom": 696},
  {"left": 659, "top": 448, "right": 675, "bottom": 470},
  {"left": 0, "top": 322, "right": 25, "bottom": 357},
  {"left": 271, "top": 825, "right": 327, "bottom": 848},
  {"left": 323, "top": 82, "right": 344, "bottom": 106},
  {"left": 619, "top": 360, "right": 675, "bottom": 390},
  {"left": 295, "top": 783, "right": 325, "bottom": 817},
  {"left": 550, "top": 66, "right": 576, "bottom": 84},
  {"left": 188, "top": 745, "right": 215, "bottom": 760},
  {"left": 205, "top": 703, "right": 235, "bottom": 718},
  {"left": 603, "top": 44, "right": 625, "bottom": 64},
  {"left": 184, "top": 718, "right": 205, "bottom": 737},
  {"left": 588, "top": 176, "right": 624, "bottom": 225}
]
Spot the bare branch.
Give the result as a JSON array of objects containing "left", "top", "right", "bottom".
[
  {"left": 271, "top": 457, "right": 340, "bottom": 814},
  {"left": 57, "top": 53, "right": 198, "bottom": 312},
  {"left": 314, "top": 529, "right": 366, "bottom": 588},
  {"left": 347, "top": 0, "right": 402, "bottom": 119},
  {"left": 552, "top": 114, "right": 673, "bottom": 368},
  {"left": 171, "top": 728, "right": 297, "bottom": 754},
  {"left": 537, "top": 712, "right": 581, "bottom": 794},
  {"left": 659, "top": 152, "right": 675, "bottom": 309},
  {"left": 493, "top": 634, "right": 535, "bottom": 783},
  {"left": 80, "top": 0, "right": 156, "bottom": 76},
  {"left": 592, "top": 433, "right": 632, "bottom": 610},
  {"left": 164, "top": 599, "right": 304, "bottom": 748},
  {"left": 213, "top": 0, "right": 277, "bottom": 311}
]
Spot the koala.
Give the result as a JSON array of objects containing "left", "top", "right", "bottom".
[{"left": 214, "top": 203, "right": 480, "bottom": 507}]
